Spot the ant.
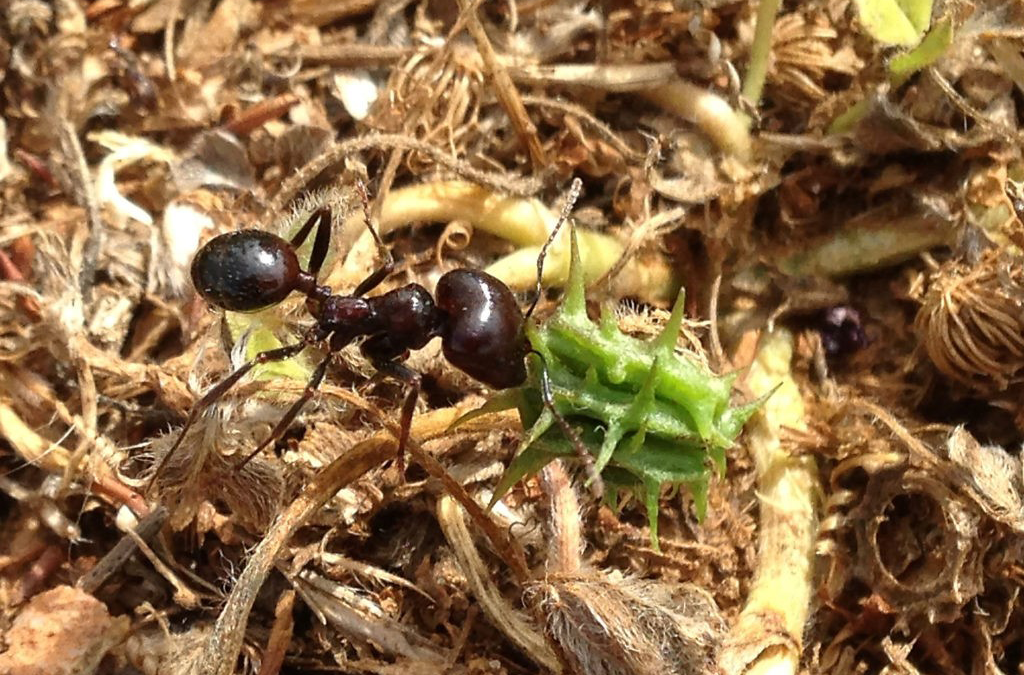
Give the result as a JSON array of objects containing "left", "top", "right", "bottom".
[{"left": 148, "top": 180, "right": 594, "bottom": 494}]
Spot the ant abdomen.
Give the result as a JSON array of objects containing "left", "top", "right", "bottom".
[
  {"left": 435, "top": 269, "right": 528, "bottom": 389},
  {"left": 191, "top": 230, "right": 301, "bottom": 312}
]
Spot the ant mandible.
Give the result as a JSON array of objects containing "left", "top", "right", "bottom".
[{"left": 148, "top": 180, "right": 589, "bottom": 494}]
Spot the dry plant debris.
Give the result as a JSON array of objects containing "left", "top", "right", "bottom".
[
  {"left": 0, "top": 585, "right": 130, "bottom": 675},
  {"left": 3, "top": 0, "right": 1024, "bottom": 674},
  {"left": 915, "top": 247, "right": 1024, "bottom": 393}
]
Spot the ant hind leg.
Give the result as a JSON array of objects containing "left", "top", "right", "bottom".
[
  {"left": 234, "top": 354, "right": 333, "bottom": 470},
  {"left": 146, "top": 341, "right": 310, "bottom": 496}
]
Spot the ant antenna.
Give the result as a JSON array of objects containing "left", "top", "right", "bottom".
[
  {"left": 529, "top": 349, "right": 604, "bottom": 498},
  {"left": 350, "top": 179, "right": 398, "bottom": 297},
  {"left": 526, "top": 178, "right": 583, "bottom": 322},
  {"left": 354, "top": 178, "right": 394, "bottom": 267}
]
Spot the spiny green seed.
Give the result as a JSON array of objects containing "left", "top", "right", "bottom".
[{"left": 475, "top": 226, "right": 762, "bottom": 548}]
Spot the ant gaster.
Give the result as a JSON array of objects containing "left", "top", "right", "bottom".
[{"left": 148, "top": 180, "right": 590, "bottom": 493}]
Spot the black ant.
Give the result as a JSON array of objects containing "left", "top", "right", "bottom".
[{"left": 148, "top": 180, "right": 595, "bottom": 494}]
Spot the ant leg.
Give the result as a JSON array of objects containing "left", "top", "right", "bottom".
[
  {"left": 234, "top": 354, "right": 332, "bottom": 469},
  {"left": 369, "top": 359, "right": 421, "bottom": 476},
  {"left": 288, "top": 207, "right": 333, "bottom": 280},
  {"left": 306, "top": 209, "right": 333, "bottom": 280},
  {"left": 289, "top": 207, "right": 329, "bottom": 249},
  {"left": 526, "top": 178, "right": 583, "bottom": 321},
  {"left": 352, "top": 179, "right": 397, "bottom": 297},
  {"left": 145, "top": 341, "right": 309, "bottom": 496},
  {"left": 352, "top": 260, "right": 396, "bottom": 298},
  {"left": 529, "top": 350, "right": 604, "bottom": 498},
  {"left": 353, "top": 178, "right": 391, "bottom": 257}
]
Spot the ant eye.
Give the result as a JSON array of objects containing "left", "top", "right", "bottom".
[{"left": 191, "top": 230, "right": 300, "bottom": 312}]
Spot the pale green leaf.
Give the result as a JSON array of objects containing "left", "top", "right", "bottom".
[{"left": 854, "top": 0, "right": 933, "bottom": 46}]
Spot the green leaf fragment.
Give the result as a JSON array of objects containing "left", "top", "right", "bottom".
[
  {"left": 888, "top": 17, "right": 953, "bottom": 86},
  {"left": 854, "top": 0, "right": 933, "bottom": 46},
  {"left": 448, "top": 388, "right": 525, "bottom": 430},
  {"left": 226, "top": 311, "right": 313, "bottom": 385}
]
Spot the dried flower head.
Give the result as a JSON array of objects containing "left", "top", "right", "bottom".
[
  {"left": 765, "top": 7, "right": 863, "bottom": 108},
  {"left": 914, "top": 250, "right": 1024, "bottom": 392},
  {"left": 529, "top": 572, "right": 724, "bottom": 675}
]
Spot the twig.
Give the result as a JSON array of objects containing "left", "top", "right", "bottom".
[
  {"left": 77, "top": 506, "right": 169, "bottom": 594},
  {"left": 126, "top": 522, "right": 202, "bottom": 608},
  {"left": 164, "top": 0, "right": 181, "bottom": 81},
  {"left": 708, "top": 271, "right": 725, "bottom": 371},
  {"left": 257, "top": 590, "right": 295, "bottom": 675},
  {"left": 539, "top": 461, "right": 581, "bottom": 575},
  {"left": 295, "top": 42, "right": 414, "bottom": 66},
  {"left": 57, "top": 117, "right": 103, "bottom": 303},
  {"left": 0, "top": 402, "right": 72, "bottom": 472},
  {"left": 223, "top": 94, "right": 301, "bottom": 136},
  {"left": 269, "top": 133, "right": 546, "bottom": 214},
  {"left": 508, "top": 61, "right": 677, "bottom": 91},
  {"left": 455, "top": 0, "right": 547, "bottom": 169}
]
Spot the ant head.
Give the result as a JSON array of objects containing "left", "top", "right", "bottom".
[{"left": 191, "top": 230, "right": 300, "bottom": 312}]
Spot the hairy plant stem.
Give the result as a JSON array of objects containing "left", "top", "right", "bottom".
[{"left": 719, "top": 328, "right": 818, "bottom": 675}]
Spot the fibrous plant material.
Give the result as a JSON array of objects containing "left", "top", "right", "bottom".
[
  {"left": 528, "top": 462, "right": 725, "bottom": 675},
  {"left": 914, "top": 249, "right": 1024, "bottom": 392},
  {"left": 437, "top": 494, "right": 561, "bottom": 672},
  {"left": 7, "top": 0, "right": 1024, "bottom": 671},
  {"left": 534, "top": 573, "right": 724, "bottom": 675},
  {"left": 814, "top": 401, "right": 1024, "bottom": 672},
  {"left": 484, "top": 230, "right": 761, "bottom": 545},
  {"left": 186, "top": 404, "right": 499, "bottom": 675}
]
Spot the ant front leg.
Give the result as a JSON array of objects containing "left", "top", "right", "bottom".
[
  {"left": 530, "top": 350, "right": 604, "bottom": 498},
  {"left": 146, "top": 340, "right": 311, "bottom": 496}
]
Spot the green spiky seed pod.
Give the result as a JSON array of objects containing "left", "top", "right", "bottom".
[{"left": 473, "top": 228, "right": 762, "bottom": 547}]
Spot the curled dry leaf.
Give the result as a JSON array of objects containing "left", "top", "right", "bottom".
[
  {"left": 764, "top": 8, "right": 864, "bottom": 109},
  {"left": 944, "top": 426, "right": 1024, "bottom": 533}
]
